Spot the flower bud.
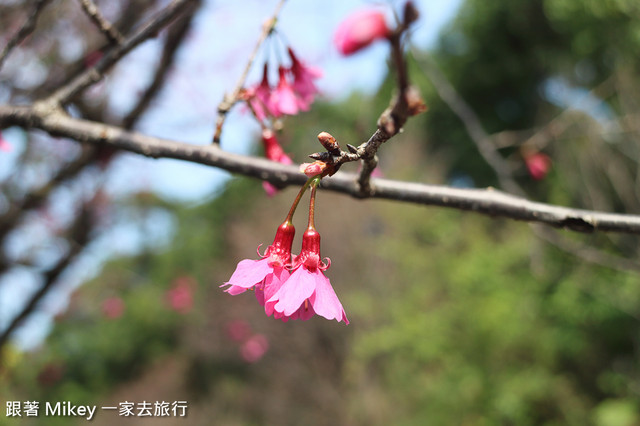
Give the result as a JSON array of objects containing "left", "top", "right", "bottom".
[
  {"left": 299, "top": 161, "right": 328, "bottom": 177},
  {"left": 317, "top": 131, "right": 340, "bottom": 153}
]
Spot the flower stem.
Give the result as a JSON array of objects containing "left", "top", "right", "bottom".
[
  {"left": 307, "top": 176, "right": 321, "bottom": 229},
  {"left": 285, "top": 175, "right": 319, "bottom": 223}
]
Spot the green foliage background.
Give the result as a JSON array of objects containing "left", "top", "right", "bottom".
[{"left": 3, "top": 0, "right": 640, "bottom": 425}]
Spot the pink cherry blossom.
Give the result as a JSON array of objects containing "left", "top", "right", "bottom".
[
  {"left": 334, "top": 9, "right": 390, "bottom": 55},
  {"left": 221, "top": 221, "right": 295, "bottom": 308},
  {"left": 269, "top": 66, "right": 300, "bottom": 116},
  {"left": 166, "top": 276, "right": 194, "bottom": 314},
  {"left": 267, "top": 228, "right": 348, "bottom": 324},
  {"left": 288, "top": 47, "right": 322, "bottom": 107},
  {"left": 261, "top": 129, "right": 292, "bottom": 196},
  {"left": 240, "top": 334, "right": 269, "bottom": 363},
  {"left": 244, "top": 64, "right": 272, "bottom": 121},
  {"left": 262, "top": 129, "right": 292, "bottom": 165},
  {"left": 525, "top": 152, "right": 552, "bottom": 180}
]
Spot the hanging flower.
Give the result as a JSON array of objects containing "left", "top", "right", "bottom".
[
  {"left": 261, "top": 129, "right": 293, "bottom": 196},
  {"left": 262, "top": 128, "right": 292, "bottom": 165},
  {"left": 267, "top": 227, "right": 349, "bottom": 324},
  {"left": 288, "top": 47, "right": 322, "bottom": 107},
  {"left": 221, "top": 221, "right": 295, "bottom": 307},
  {"left": 334, "top": 9, "right": 390, "bottom": 55},
  {"left": 269, "top": 66, "right": 300, "bottom": 116},
  {"left": 243, "top": 64, "right": 273, "bottom": 122}
]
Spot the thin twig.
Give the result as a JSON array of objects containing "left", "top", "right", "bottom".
[
  {"left": 416, "top": 51, "right": 640, "bottom": 273},
  {"left": 420, "top": 54, "right": 523, "bottom": 195},
  {"left": 77, "top": 0, "right": 125, "bottom": 46},
  {"left": 355, "top": 3, "right": 419, "bottom": 195},
  {"left": 0, "top": 0, "right": 51, "bottom": 69},
  {"left": 122, "top": 0, "right": 202, "bottom": 129},
  {"left": 212, "top": 0, "right": 287, "bottom": 144},
  {"left": 46, "top": 0, "right": 198, "bottom": 105},
  {"left": 0, "top": 147, "right": 97, "bottom": 245},
  {"left": 532, "top": 225, "right": 640, "bottom": 273},
  {"left": 0, "top": 204, "right": 92, "bottom": 351},
  {"left": 3, "top": 103, "right": 640, "bottom": 235}
]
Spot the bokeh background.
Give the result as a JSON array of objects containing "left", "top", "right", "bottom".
[{"left": 2, "top": 0, "right": 640, "bottom": 425}]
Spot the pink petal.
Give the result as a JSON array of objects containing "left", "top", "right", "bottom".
[
  {"left": 308, "top": 270, "right": 349, "bottom": 324},
  {"left": 262, "top": 181, "right": 278, "bottom": 197},
  {"left": 289, "top": 303, "right": 316, "bottom": 321},
  {"left": 291, "top": 64, "right": 322, "bottom": 103},
  {"left": 269, "top": 267, "right": 316, "bottom": 316},
  {"left": 249, "top": 96, "right": 268, "bottom": 122},
  {"left": 269, "top": 68, "right": 299, "bottom": 116},
  {"left": 222, "top": 257, "right": 272, "bottom": 295},
  {"left": 270, "top": 86, "right": 299, "bottom": 116},
  {"left": 263, "top": 267, "right": 289, "bottom": 315}
]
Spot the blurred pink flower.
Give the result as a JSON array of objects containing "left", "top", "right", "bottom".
[
  {"left": 334, "top": 9, "right": 390, "bottom": 55},
  {"left": 269, "top": 67, "right": 300, "bottom": 116},
  {"left": 262, "top": 129, "right": 292, "bottom": 165},
  {"left": 0, "top": 131, "right": 11, "bottom": 152},
  {"left": 261, "top": 129, "right": 293, "bottom": 196},
  {"left": 267, "top": 228, "right": 348, "bottom": 324},
  {"left": 288, "top": 47, "right": 322, "bottom": 106},
  {"left": 525, "top": 152, "right": 552, "bottom": 180},
  {"left": 240, "top": 334, "right": 269, "bottom": 363},
  {"left": 244, "top": 64, "right": 272, "bottom": 121},
  {"left": 221, "top": 221, "right": 295, "bottom": 311},
  {"left": 166, "top": 276, "right": 194, "bottom": 314},
  {"left": 101, "top": 297, "right": 125, "bottom": 320},
  {"left": 262, "top": 181, "right": 279, "bottom": 197},
  {"left": 243, "top": 49, "right": 321, "bottom": 121},
  {"left": 225, "top": 320, "right": 252, "bottom": 343}
]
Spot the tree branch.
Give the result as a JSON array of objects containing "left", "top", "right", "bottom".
[
  {"left": 0, "top": 147, "right": 97, "bottom": 245},
  {"left": 0, "top": 204, "right": 92, "bottom": 351},
  {"left": 3, "top": 103, "right": 640, "bottom": 235},
  {"left": 46, "top": 0, "right": 198, "bottom": 105},
  {"left": 211, "top": 0, "right": 287, "bottom": 144},
  {"left": 0, "top": 0, "right": 51, "bottom": 69},
  {"left": 420, "top": 54, "right": 523, "bottom": 195},
  {"left": 77, "top": 0, "right": 125, "bottom": 46},
  {"left": 122, "top": 0, "right": 202, "bottom": 129},
  {"left": 417, "top": 51, "right": 640, "bottom": 272}
]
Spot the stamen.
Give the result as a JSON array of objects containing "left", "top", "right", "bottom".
[{"left": 304, "top": 299, "right": 309, "bottom": 311}]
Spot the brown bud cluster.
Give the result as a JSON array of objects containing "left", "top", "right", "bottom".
[{"left": 317, "top": 132, "right": 340, "bottom": 155}]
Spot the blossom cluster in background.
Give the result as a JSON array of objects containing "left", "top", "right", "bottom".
[
  {"left": 241, "top": 47, "right": 322, "bottom": 123},
  {"left": 225, "top": 320, "right": 269, "bottom": 363}
]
